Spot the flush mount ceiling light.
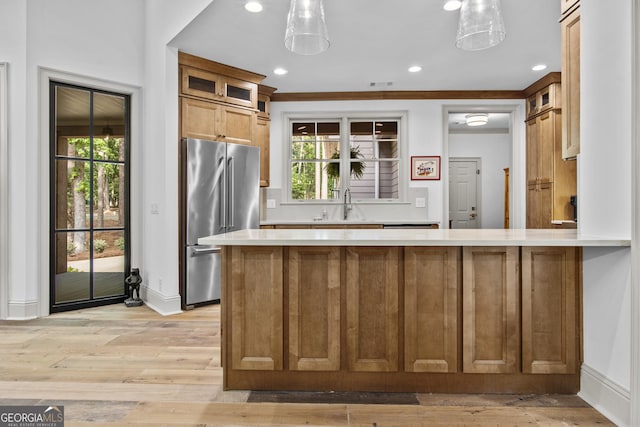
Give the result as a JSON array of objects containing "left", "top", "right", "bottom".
[
  {"left": 274, "top": 67, "right": 288, "bottom": 75},
  {"left": 465, "top": 113, "right": 489, "bottom": 126},
  {"left": 443, "top": 0, "right": 462, "bottom": 11},
  {"left": 244, "top": 1, "right": 263, "bottom": 13},
  {"left": 284, "top": 0, "right": 330, "bottom": 55},
  {"left": 532, "top": 64, "right": 548, "bottom": 71},
  {"left": 408, "top": 65, "right": 422, "bottom": 73},
  {"left": 456, "top": 0, "right": 506, "bottom": 51}
]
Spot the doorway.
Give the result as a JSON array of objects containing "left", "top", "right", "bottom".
[
  {"left": 49, "top": 82, "right": 130, "bottom": 312},
  {"left": 445, "top": 109, "right": 516, "bottom": 229}
]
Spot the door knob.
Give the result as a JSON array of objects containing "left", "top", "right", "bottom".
[{"left": 470, "top": 213, "right": 477, "bottom": 218}]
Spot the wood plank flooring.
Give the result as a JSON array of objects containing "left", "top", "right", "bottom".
[{"left": 0, "top": 304, "right": 613, "bottom": 426}]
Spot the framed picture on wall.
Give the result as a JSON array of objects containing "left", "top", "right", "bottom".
[{"left": 411, "top": 156, "right": 441, "bottom": 180}]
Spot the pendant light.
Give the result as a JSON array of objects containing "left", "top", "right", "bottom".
[
  {"left": 456, "top": 0, "right": 506, "bottom": 51},
  {"left": 284, "top": 0, "right": 330, "bottom": 55}
]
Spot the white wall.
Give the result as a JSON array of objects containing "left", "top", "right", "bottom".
[
  {"left": 449, "top": 132, "right": 512, "bottom": 229},
  {"left": 268, "top": 100, "right": 525, "bottom": 227},
  {"left": 578, "top": 1, "right": 634, "bottom": 425},
  {"left": 0, "top": 0, "right": 214, "bottom": 317}
]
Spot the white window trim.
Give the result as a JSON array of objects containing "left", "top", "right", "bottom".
[{"left": 282, "top": 111, "right": 408, "bottom": 204}]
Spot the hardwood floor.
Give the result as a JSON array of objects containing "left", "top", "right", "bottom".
[{"left": 0, "top": 304, "right": 613, "bottom": 426}]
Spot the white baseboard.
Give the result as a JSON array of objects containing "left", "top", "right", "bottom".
[
  {"left": 579, "top": 363, "right": 630, "bottom": 426},
  {"left": 7, "top": 300, "right": 39, "bottom": 320},
  {"left": 140, "top": 285, "right": 182, "bottom": 316}
]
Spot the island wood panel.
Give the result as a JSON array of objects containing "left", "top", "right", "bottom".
[
  {"left": 404, "top": 247, "right": 460, "bottom": 373},
  {"left": 288, "top": 247, "right": 341, "bottom": 371},
  {"left": 230, "top": 246, "right": 283, "bottom": 371},
  {"left": 463, "top": 246, "right": 519, "bottom": 374},
  {"left": 346, "top": 247, "right": 400, "bottom": 372},
  {"left": 522, "top": 247, "right": 578, "bottom": 374}
]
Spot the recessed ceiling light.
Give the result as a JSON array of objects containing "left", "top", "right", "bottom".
[
  {"left": 245, "top": 1, "right": 263, "bottom": 13},
  {"left": 274, "top": 67, "right": 288, "bottom": 75},
  {"left": 443, "top": 0, "right": 462, "bottom": 11},
  {"left": 408, "top": 66, "right": 422, "bottom": 73},
  {"left": 532, "top": 64, "right": 548, "bottom": 71}
]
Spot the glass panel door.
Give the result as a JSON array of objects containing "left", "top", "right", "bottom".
[{"left": 50, "top": 82, "right": 130, "bottom": 312}]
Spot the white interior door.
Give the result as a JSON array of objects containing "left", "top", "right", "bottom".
[{"left": 449, "top": 159, "right": 479, "bottom": 229}]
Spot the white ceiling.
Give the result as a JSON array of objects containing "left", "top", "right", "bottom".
[{"left": 170, "top": 0, "right": 562, "bottom": 93}]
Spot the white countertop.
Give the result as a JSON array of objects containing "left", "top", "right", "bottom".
[
  {"left": 199, "top": 228, "right": 631, "bottom": 247},
  {"left": 260, "top": 219, "right": 439, "bottom": 226}
]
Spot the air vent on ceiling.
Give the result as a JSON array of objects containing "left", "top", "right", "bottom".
[{"left": 369, "top": 81, "right": 393, "bottom": 88}]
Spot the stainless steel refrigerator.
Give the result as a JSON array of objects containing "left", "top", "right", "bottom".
[{"left": 182, "top": 138, "right": 259, "bottom": 307}]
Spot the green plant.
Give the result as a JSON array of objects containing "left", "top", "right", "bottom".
[
  {"left": 67, "top": 241, "right": 75, "bottom": 256},
  {"left": 115, "top": 237, "right": 125, "bottom": 251},
  {"left": 67, "top": 266, "right": 79, "bottom": 273},
  {"left": 325, "top": 146, "right": 365, "bottom": 181},
  {"left": 94, "top": 239, "right": 107, "bottom": 253}
]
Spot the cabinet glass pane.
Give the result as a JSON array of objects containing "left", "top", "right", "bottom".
[
  {"left": 258, "top": 100, "right": 266, "bottom": 113},
  {"left": 188, "top": 75, "right": 216, "bottom": 94},
  {"left": 227, "top": 84, "right": 251, "bottom": 102}
]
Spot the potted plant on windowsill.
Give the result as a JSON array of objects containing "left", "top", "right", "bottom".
[{"left": 325, "top": 146, "right": 365, "bottom": 198}]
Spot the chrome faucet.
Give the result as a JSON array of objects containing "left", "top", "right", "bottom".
[{"left": 343, "top": 188, "right": 352, "bottom": 220}]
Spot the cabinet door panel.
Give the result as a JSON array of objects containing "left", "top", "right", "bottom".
[
  {"left": 230, "top": 246, "right": 283, "bottom": 370},
  {"left": 180, "top": 98, "right": 221, "bottom": 140},
  {"left": 463, "top": 247, "right": 519, "bottom": 373},
  {"left": 522, "top": 247, "right": 578, "bottom": 374},
  {"left": 562, "top": 7, "right": 581, "bottom": 159},
  {"left": 537, "top": 112, "right": 555, "bottom": 182},
  {"left": 346, "top": 247, "right": 400, "bottom": 372},
  {"left": 405, "top": 247, "right": 460, "bottom": 373},
  {"left": 222, "top": 106, "right": 255, "bottom": 146},
  {"left": 289, "top": 247, "right": 341, "bottom": 371},
  {"left": 256, "top": 118, "right": 270, "bottom": 187}
]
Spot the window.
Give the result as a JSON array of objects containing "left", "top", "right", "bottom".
[{"left": 287, "top": 113, "right": 404, "bottom": 201}]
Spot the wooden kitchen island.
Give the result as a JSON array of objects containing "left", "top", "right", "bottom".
[{"left": 199, "top": 228, "right": 630, "bottom": 394}]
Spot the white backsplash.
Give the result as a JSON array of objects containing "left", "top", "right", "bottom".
[{"left": 260, "top": 187, "right": 436, "bottom": 224}]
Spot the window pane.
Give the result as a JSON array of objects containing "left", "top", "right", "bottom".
[
  {"left": 292, "top": 121, "right": 340, "bottom": 160},
  {"left": 93, "top": 231, "right": 126, "bottom": 298},
  {"left": 94, "top": 92, "right": 125, "bottom": 161},
  {"left": 55, "top": 86, "right": 90, "bottom": 157},
  {"left": 54, "top": 231, "right": 91, "bottom": 304},
  {"left": 55, "top": 158, "right": 90, "bottom": 231},
  {"left": 291, "top": 161, "right": 338, "bottom": 200},
  {"left": 350, "top": 160, "right": 399, "bottom": 200},
  {"left": 350, "top": 121, "right": 398, "bottom": 159},
  {"left": 92, "top": 163, "right": 125, "bottom": 228}
]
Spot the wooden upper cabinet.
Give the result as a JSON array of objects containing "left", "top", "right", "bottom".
[
  {"left": 522, "top": 247, "right": 579, "bottom": 374},
  {"left": 180, "top": 97, "right": 222, "bottom": 140},
  {"left": 404, "top": 247, "right": 460, "bottom": 373},
  {"left": 180, "top": 65, "right": 258, "bottom": 110},
  {"left": 255, "top": 118, "right": 270, "bottom": 187},
  {"left": 462, "top": 246, "right": 519, "bottom": 374},
  {"left": 288, "top": 247, "right": 341, "bottom": 371},
  {"left": 526, "top": 82, "right": 559, "bottom": 121},
  {"left": 561, "top": 5, "right": 581, "bottom": 159},
  {"left": 221, "top": 105, "right": 255, "bottom": 146},
  {"left": 346, "top": 247, "right": 400, "bottom": 372}
]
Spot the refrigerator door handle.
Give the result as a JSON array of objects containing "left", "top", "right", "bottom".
[
  {"left": 219, "top": 155, "right": 227, "bottom": 230},
  {"left": 190, "top": 246, "right": 222, "bottom": 256},
  {"left": 227, "top": 155, "right": 234, "bottom": 229}
]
